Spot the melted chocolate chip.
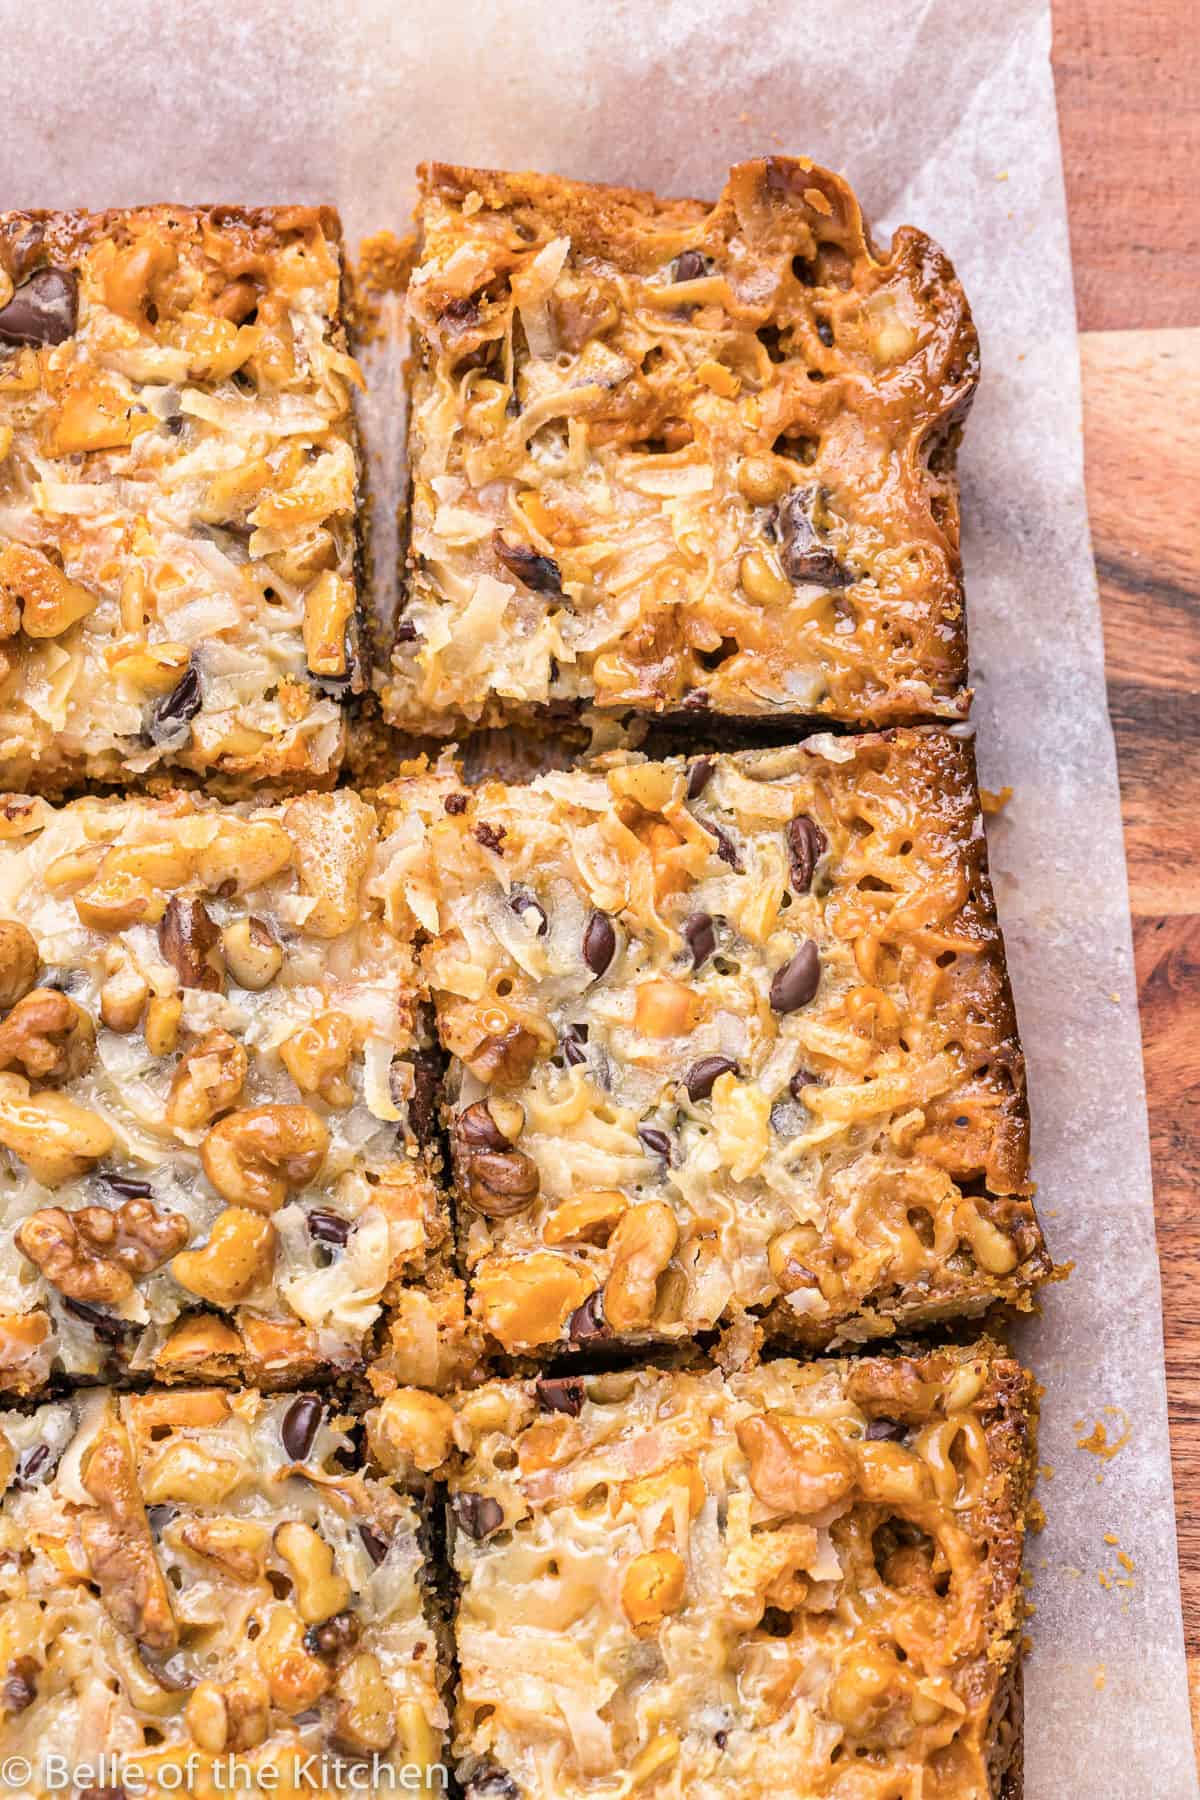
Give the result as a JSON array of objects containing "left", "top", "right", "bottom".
[
  {"left": 0, "top": 267, "right": 78, "bottom": 346},
  {"left": 774, "top": 487, "right": 853, "bottom": 588},
  {"left": 864, "top": 1417, "right": 908, "bottom": 1442},
  {"left": 307, "top": 1210, "right": 351, "bottom": 1247},
  {"left": 568, "top": 1290, "right": 608, "bottom": 1342},
  {"left": 682, "top": 910, "right": 716, "bottom": 968},
  {"left": 510, "top": 887, "right": 548, "bottom": 936},
  {"left": 493, "top": 533, "right": 563, "bottom": 595},
  {"left": 686, "top": 757, "right": 714, "bottom": 799},
  {"left": 710, "top": 824, "right": 742, "bottom": 870},
  {"left": 359, "top": 1525, "right": 389, "bottom": 1566},
  {"left": 444, "top": 792, "right": 469, "bottom": 815},
  {"left": 13, "top": 1443, "right": 51, "bottom": 1489},
  {"left": 769, "top": 941, "right": 821, "bottom": 1012},
  {"left": 100, "top": 1173, "right": 154, "bottom": 1201},
  {"left": 685, "top": 1054, "right": 739, "bottom": 1102},
  {"left": 786, "top": 815, "right": 827, "bottom": 893},
  {"left": 535, "top": 1376, "right": 585, "bottom": 1417},
  {"left": 147, "top": 660, "right": 202, "bottom": 743},
  {"left": 561, "top": 1022, "right": 589, "bottom": 1067},
  {"left": 637, "top": 1124, "right": 672, "bottom": 1160},
  {"left": 467, "top": 1773, "right": 519, "bottom": 1800},
  {"left": 788, "top": 1067, "right": 819, "bottom": 1103},
  {"left": 394, "top": 619, "right": 420, "bottom": 644},
  {"left": 474, "top": 822, "right": 506, "bottom": 854},
  {"left": 304, "top": 1610, "right": 361, "bottom": 1660},
  {"left": 672, "top": 250, "right": 709, "bottom": 283},
  {"left": 62, "top": 1298, "right": 132, "bottom": 1344},
  {"left": 281, "top": 1395, "right": 323, "bottom": 1462},
  {"left": 582, "top": 911, "right": 616, "bottom": 977},
  {"left": 454, "top": 1493, "right": 504, "bottom": 1540}
]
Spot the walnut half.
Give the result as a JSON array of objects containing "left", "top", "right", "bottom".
[{"left": 17, "top": 1198, "right": 190, "bottom": 1304}]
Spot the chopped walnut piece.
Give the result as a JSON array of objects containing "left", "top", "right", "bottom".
[
  {"left": 17, "top": 1198, "right": 189, "bottom": 1304},
  {"left": 80, "top": 1415, "right": 178, "bottom": 1651},
  {"left": 0, "top": 987, "right": 95, "bottom": 1083}
]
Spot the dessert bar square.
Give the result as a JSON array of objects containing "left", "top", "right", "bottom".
[
  {"left": 385, "top": 157, "right": 977, "bottom": 735},
  {"left": 0, "top": 787, "right": 471, "bottom": 1396},
  {"left": 0, "top": 1386, "right": 446, "bottom": 1785},
  {"left": 0, "top": 205, "right": 364, "bottom": 794},
  {"left": 384, "top": 727, "right": 1047, "bottom": 1355},
  {"left": 442, "top": 1343, "right": 1034, "bottom": 1799}
]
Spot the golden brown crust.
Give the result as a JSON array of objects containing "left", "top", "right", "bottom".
[
  {"left": 386, "top": 157, "right": 977, "bottom": 734},
  {"left": 0, "top": 205, "right": 364, "bottom": 796},
  {"left": 379, "top": 727, "right": 1047, "bottom": 1358},
  {"left": 444, "top": 1342, "right": 1036, "bottom": 1798}
]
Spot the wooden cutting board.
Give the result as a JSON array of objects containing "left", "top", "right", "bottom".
[{"left": 1053, "top": 0, "right": 1200, "bottom": 1743}]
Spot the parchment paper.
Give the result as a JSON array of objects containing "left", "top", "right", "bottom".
[{"left": 1, "top": 0, "right": 1194, "bottom": 1790}]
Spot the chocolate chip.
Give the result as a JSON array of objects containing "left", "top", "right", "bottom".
[
  {"left": 304, "top": 1610, "right": 361, "bottom": 1660},
  {"left": 786, "top": 816, "right": 827, "bottom": 894},
  {"left": 62, "top": 1298, "right": 132, "bottom": 1344},
  {"left": 583, "top": 911, "right": 616, "bottom": 977},
  {"left": 864, "top": 1417, "right": 908, "bottom": 1442},
  {"left": 561, "top": 1022, "right": 589, "bottom": 1066},
  {"left": 474, "top": 822, "right": 506, "bottom": 854},
  {"left": 281, "top": 1395, "right": 323, "bottom": 1462},
  {"left": 359, "top": 1525, "right": 389, "bottom": 1566},
  {"left": 770, "top": 941, "right": 821, "bottom": 1012},
  {"left": 458, "top": 1100, "right": 510, "bottom": 1151},
  {"left": 774, "top": 487, "right": 853, "bottom": 588},
  {"left": 817, "top": 319, "right": 834, "bottom": 348},
  {"left": 682, "top": 911, "right": 716, "bottom": 968},
  {"left": 4, "top": 1656, "right": 38, "bottom": 1715},
  {"left": 307, "top": 1210, "right": 351, "bottom": 1247},
  {"left": 568, "top": 1290, "right": 608, "bottom": 1342},
  {"left": 788, "top": 1067, "right": 819, "bottom": 1102},
  {"left": 710, "top": 824, "right": 742, "bottom": 870},
  {"left": 672, "top": 250, "right": 709, "bottom": 283},
  {"left": 454, "top": 1493, "right": 504, "bottom": 1540},
  {"left": 493, "top": 533, "right": 563, "bottom": 595},
  {"left": 442, "top": 296, "right": 481, "bottom": 330},
  {"left": 510, "top": 887, "right": 548, "bottom": 936},
  {"left": 13, "top": 1443, "right": 51, "bottom": 1489},
  {"left": 0, "top": 267, "right": 78, "bottom": 347},
  {"left": 394, "top": 619, "right": 419, "bottom": 644},
  {"left": 638, "top": 1124, "right": 672, "bottom": 1160},
  {"left": 685, "top": 1054, "right": 739, "bottom": 1101},
  {"left": 100, "top": 1173, "right": 154, "bottom": 1201},
  {"left": 444, "top": 792, "right": 469, "bottom": 815},
  {"left": 535, "top": 1376, "right": 585, "bottom": 1417},
  {"left": 686, "top": 757, "right": 714, "bottom": 799},
  {"left": 715, "top": 1730, "right": 729, "bottom": 1750},
  {"left": 147, "top": 660, "right": 202, "bottom": 744},
  {"left": 466, "top": 1772, "right": 519, "bottom": 1800}
]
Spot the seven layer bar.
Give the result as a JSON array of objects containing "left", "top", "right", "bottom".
[
  {"left": 0, "top": 206, "right": 364, "bottom": 794},
  {"left": 429, "top": 1342, "right": 1035, "bottom": 1799},
  {"left": 0, "top": 1387, "right": 446, "bottom": 1791},
  {"left": 0, "top": 787, "right": 473, "bottom": 1398},
  {"left": 383, "top": 728, "right": 1049, "bottom": 1357},
  {"left": 385, "top": 157, "right": 977, "bottom": 735}
]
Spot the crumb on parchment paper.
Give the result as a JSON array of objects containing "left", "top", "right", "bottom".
[
  {"left": 980, "top": 784, "right": 1013, "bottom": 814},
  {"left": 350, "top": 230, "right": 416, "bottom": 343}
]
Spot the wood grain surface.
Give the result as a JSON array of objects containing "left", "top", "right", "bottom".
[{"left": 1052, "top": 0, "right": 1200, "bottom": 1745}]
